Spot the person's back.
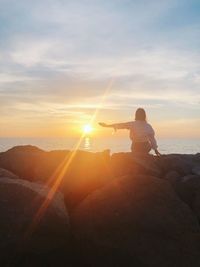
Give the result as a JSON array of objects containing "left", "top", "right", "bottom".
[
  {"left": 129, "top": 120, "right": 157, "bottom": 154},
  {"left": 99, "top": 108, "right": 161, "bottom": 156}
]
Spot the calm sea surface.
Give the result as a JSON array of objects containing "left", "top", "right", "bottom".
[{"left": 0, "top": 137, "right": 199, "bottom": 154}]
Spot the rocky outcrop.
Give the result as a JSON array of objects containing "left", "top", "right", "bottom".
[
  {"left": 192, "top": 165, "right": 200, "bottom": 175},
  {"left": 0, "top": 177, "right": 70, "bottom": 266},
  {"left": 0, "top": 145, "right": 45, "bottom": 181},
  {"left": 164, "top": 170, "right": 180, "bottom": 185},
  {"left": 71, "top": 174, "right": 200, "bottom": 267},
  {"left": 0, "top": 146, "right": 200, "bottom": 266},
  {"left": 0, "top": 147, "right": 200, "bottom": 211},
  {"left": 0, "top": 168, "right": 18, "bottom": 179},
  {"left": 176, "top": 175, "right": 200, "bottom": 220},
  {"left": 157, "top": 154, "right": 194, "bottom": 176},
  {"left": 110, "top": 152, "right": 162, "bottom": 177},
  {"left": 0, "top": 146, "right": 111, "bottom": 210}
]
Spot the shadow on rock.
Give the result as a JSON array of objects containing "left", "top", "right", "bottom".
[
  {"left": 0, "top": 177, "right": 70, "bottom": 266},
  {"left": 72, "top": 174, "right": 200, "bottom": 267}
]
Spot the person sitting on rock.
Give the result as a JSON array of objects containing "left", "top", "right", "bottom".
[{"left": 99, "top": 108, "right": 161, "bottom": 156}]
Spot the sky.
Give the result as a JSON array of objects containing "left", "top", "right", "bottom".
[{"left": 0, "top": 0, "right": 200, "bottom": 138}]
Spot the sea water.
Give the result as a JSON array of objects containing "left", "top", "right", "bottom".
[{"left": 0, "top": 137, "right": 199, "bottom": 154}]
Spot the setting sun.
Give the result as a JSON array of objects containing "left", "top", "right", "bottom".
[{"left": 83, "top": 124, "right": 93, "bottom": 135}]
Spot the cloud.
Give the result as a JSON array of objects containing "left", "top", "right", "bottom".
[
  {"left": 0, "top": 0, "right": 200, "bottom": 137},
  {"left": 10, "top": 39, "right": 58, "bottom": 67},
  {"left": 0, "top": 73, "right": 33, "bottom": 83}
]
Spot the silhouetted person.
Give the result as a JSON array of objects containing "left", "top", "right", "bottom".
[{"left": 99, "top": 108, "right": 161, "bottom": 156}]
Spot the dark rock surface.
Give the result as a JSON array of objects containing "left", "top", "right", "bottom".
[
  {"left": 156, "top": 154, "right": 194, "bottom": 176},
  {"left": 0, "top": 177, "right": 70, "bottom": 266},
  {"left": 175, "top": 175, "right": 200, "bottom": 206},
  {"left": 164, "top": 170, "right": 180, "bottom": 185},
  {"left": 0, "top": 145, "right": 111, "bottom": 210},
  {"left": 72, "top": 174, "right": 200, "bottom": 267},
  {"left": 0, "top": 168, "right": 19, "bottom": 179},
  {"left": 110, "top": 152, "right": 162, "bottom": 177},
  {"left": 192, "top": 165, "right": 200, "bottom": 175},
  {"left": 0, "top": 145, "right": 200, "bottom": 266},
  {"left": 0, "top": 145, "right": 45, "bottom": 181},
  {"left": 176, "top": 175, "right": 200, "bottom": 221}
]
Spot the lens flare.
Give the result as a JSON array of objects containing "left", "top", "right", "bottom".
[{"left": 83, "top": 124, "right": 93, "bottom": 134}]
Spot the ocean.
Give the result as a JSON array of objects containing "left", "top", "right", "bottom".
[{"left": 0, "top": 137, "right": 199, "bottom": 154}]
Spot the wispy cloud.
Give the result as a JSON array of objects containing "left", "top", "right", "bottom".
[{"left": 0, "top": 0, "right": 199, "bottom": 137}]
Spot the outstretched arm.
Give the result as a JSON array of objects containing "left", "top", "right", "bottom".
[
  {"left": 99, "top": 122, "right": 115, "bottom": 128},
  {"left": 99, "top": 122, "right": 131, "bottom": 130}
]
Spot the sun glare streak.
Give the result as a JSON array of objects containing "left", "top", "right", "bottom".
[
  {"left": 26, "top": 76, "right": 116, "bottom": 238},
  {"left": 89, "top": 77, "right": 115, "bottom": 125},
  {"left": 25, "top": 132, "right": 85, "bottom": 237}
]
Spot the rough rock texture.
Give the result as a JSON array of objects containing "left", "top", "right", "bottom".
[
  {"left": 176, "top": 175, "right": 200, "bottom": 220},
  {"left": 1, "top": 146, "right": 200, "bottom": 266},
  {"left": 110, "top": 152, "right": 162, "bottom": 178},
  {"left": 175, "top": 175, "right": 200, "bottom": 206},
  {"left": 0, "top": 168, "right": 18, "bottom": 179},
  {"left": 156, "top": 154, "right": 194, "bottom": 176},
  {"left": 0, "top": 147, "right": 199, "bottom": 212},
  {"left": 0, "top": 177, "right": 70, "bottom": 266},
  {"left": 0, "top": 145, "right": 111, "bottom": 210},
  {"left": 192, "top": 166, "right": 200, "bottom": 175},
  {"left": 164, "top": 170, "right": 180, "bottom": 185},
  {"left": 72, "top": 175, "right": 200, "bottom": 267},
  {"left": 0, "top": 146, "right": 45, "bottom": 181}
]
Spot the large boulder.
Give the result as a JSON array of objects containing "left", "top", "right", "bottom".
[
  {"left": 0, "top": 145, "right": 45, "bottom": 180},
  {"left": 72, "top": 174, "right": 200, "bottom": 267},
  {"left": 175, "top": 175, "right": 200, "bottom": 207},
  {"left": 193, "top": 192, "right": 200, "bottom": 222},
  {"left": 193, "top": 153, "right": 200, "bottom": 164},
  {"left": 111, "top": 153, "right": 161, "bottom": 178},
  {"left": 176, "top": 175, "right": 200, "bottom": 222},
  {"left": 0, "top": 146, "right": 111, "bottom": 210},
  {"left": 0, "top": 177, "right": 70, "bottom": 266},
  {"left": 192, "top": 166, "right": 200, "bottom": 176},
  {"left": 164, "top": 171, "right": 180, "bottom": 185},
  {"left": 0, "top": 168, "right": 18, "bottom": 179},
  {"left": 37, "top": 149, "right": 111, "bottom": 210},
  {"left": 157, "top": 155, "right": 193, "bottom": 176}
]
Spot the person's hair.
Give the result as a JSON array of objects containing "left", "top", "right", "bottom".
[{"left": 135, "top": 108, "right": 146, "bottom": 121}]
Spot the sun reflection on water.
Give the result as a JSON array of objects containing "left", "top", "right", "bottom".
[{"left": 84, "top": 137, "right": 91, "bottom": 151}]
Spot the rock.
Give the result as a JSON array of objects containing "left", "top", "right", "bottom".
[
  {"left": 0, "top": 177, "right": 70, "bottom": 266},
  {"left": 157, "top": 155, "right": 193, "bottom": 176},
  {"left": 194, "top": 153, "right": 200, "bottom": 163},
  {"left": 0, "top": 145, "right": 45, "bottom": 181},
  {"left": 111, "top": 152, "right": 161, "bottom": 178},
  {"left": 0, "top": 146, "right": 112, "bottom": 210},
  {"left": 6, "top": 145, "right": 44, "bottom": 154},
  {"left": 178, "top": 175, "right": 200, "bottom": 222},
  {"left": 164, "top": 171, "right": 180, "bottom": 185},
  {"left": 72, "top": 174, "right": 200, "bottom": 267},
  {"left": 182, "top": 174, "right": 200, "bottom": 183},
  {"left": 110, "top": 152, "right": 139, "bottom": 177},
  {"left": 175, "top": 175, "right": 200, "bottom": 207},
  {"left": 177, "top": 175, "right": 200, "bottom": 223},
  {"left": 192, "top": 166, "right": 200, "bottom": 175},
  {"left": 193, "top": 193, "right": 200, "bottom": 222},
  {"left": 131, "top": 154, "right": 162, "bottom": 177},
  {"left": 0, "top": 168, "right": 18, "bottom": 179},
  {"left": 59, "top": 150, "right": 112, "bottom": 210}
]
